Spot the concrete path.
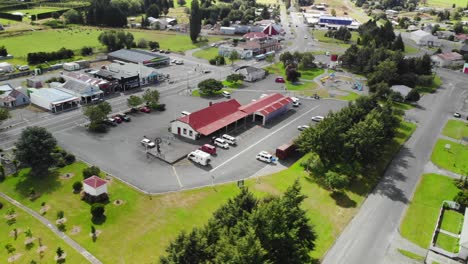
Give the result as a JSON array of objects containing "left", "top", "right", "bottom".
[
  {"left": 0, "top": 192, "right": 102, "bottom": 264},
  {"left": 383, "top": 232, "right": 427, "bottom": 264},
  {"left": 423, "top": 161, "right": 463, "bottom": 179}
]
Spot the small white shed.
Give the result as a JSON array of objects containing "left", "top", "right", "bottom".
[{"left": 83, "top": 176, "right": 108, "bottom": 196}]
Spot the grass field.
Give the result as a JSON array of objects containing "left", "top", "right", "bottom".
[
  {"left": 338, "top": 91, "right": 360, "bottom": 101},
  {"left": 442, "top": 120, "right": 468, "bottom": 140},
  {"left": 265, "top": 63, "right": 324, "bottom": 92},
  {"left": 397, "top": 249, "right": 425, "bottom": 261},
  {"left": 440, "top": 210, "right": 463, "bottom": 234},
  {"left": 435, "top": 232, "right": 460, "bottom": 253},
  {"left": 8, "top": 8, "right": 67, "bottom": 16},
  {"left": 0, "top": 196, "right": 87, "bottom": 264},
  {"left": 431, "top": 139, "right": 468, "bottom": 175},
  {"left": 1, "top": 27, "right": 222, "bottom": 65},
  {"left": 167, "top": 7, "right": 190, "bottom": 24},
  {"left": 424, "top": 0, "right": 466, "bottom": 8},
  {"left": 0, "top": 117, "right": 415, "bottom": 263},
  {"left": 192, "top": 47, "right": 233, "bottom": 63},
  {"left": 312, "top": 30, "right": 359, "bottom": 49},
  {"left": 400, "top": 174, "right": 461, "bottom": 248}
]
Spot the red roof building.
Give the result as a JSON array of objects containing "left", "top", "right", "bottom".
[
  {"left": 83, "top": 176, "right": 108, "bottom": 196},
  {"left": 239, "top": 93, "right": 293, "bottom": 125},
  {"left": 243, "top": 32, "right": 268, "bottom": 40}
]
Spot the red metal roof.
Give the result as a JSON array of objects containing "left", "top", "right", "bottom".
[
  {"left": 178, "top": 99, "right": 247, "bottom": 136},
  {"left": 258, "top": 97, "right": 293, "bottom": 116},
  {"left": 263, "top": 23, "right": 280, "bottom": 36},
  {"left": 238, "top": 93, "right": 285, "bottom": 114},
  {"left": 83, "top": 175, "right": 107, "bottom": 189}
]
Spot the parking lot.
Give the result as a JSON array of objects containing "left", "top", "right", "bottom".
[{"left": 54, "top": 74, "right": 347, "bottom": 193}]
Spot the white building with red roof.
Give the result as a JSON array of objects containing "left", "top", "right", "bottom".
[
  {"left": 83, "top": 176, "right": 108, "bottom": 197},
  {"left": 431, "top": 52, "right": 465, "bottom": 67}
]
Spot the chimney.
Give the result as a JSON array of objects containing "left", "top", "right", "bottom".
[{"left": 209, "top": 101, "right": 212, "bottom": 106}]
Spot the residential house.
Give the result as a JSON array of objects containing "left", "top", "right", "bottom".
[
  {"left": 59, "top": 79, "right": 104, "bottom": 104},
  {"left": 410, "top": 30, "right": 441, "bottom": 47},
  {"left": 0, "top": 87, "right": 29, "bottom": 108},
  {"left": 28, "top": 88, "right": 80, "bottom": 113},
  {"left": 431, "top": 52, "right": 465, "bottom": 67},
  {"left": 455, "top": 34, "right": 468, "bottom": 42},
  {"left": 235, "top": 66, "right": 266, "bottom": 82},
  {"left": 436, "top": 30, "right": 454, "bottom": 40}
]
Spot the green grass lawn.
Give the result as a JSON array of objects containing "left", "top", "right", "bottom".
[
  {"left": 440, "top": 210, "right": 463, "bottom": 234},
  {"left": 397, "top": 249, "right": 425, "bottom": 261},
  {"left": 404, "top": 44, "right": 419, "bottom": 55},
  {"left": 265, "top": 63, "right": 323, "bottom": 91},
  {"left": 431, "top": 139, "right": 468, "bottom": 175},
  {"left": 400, "top": 174, "right": 461, "bottom": 248},
  {"left": 222, "top": 80, "right": 243, "bottom": 88},
  {"left": 338, "top": 91, "right": 360, "bottom": 101},
  {"left": 417, "top": 75, "right": 441, "bottom": 94},
  {"left": 442, "top": 120, "right": 468, "bottom": 140},
  {"left": 312, "top": 30, "right": 359, "bottom": 49},
  {"left": 1, "top": 27, "right": 221, "bottom": 64},
  {"left": 435, "top": 232, "right": 459, "bottom": 253},
  {"left": 0, "top": 117, "right": 415, "bottom": 263},
  {"left": 167, "top": 7, "right": 190, "bottom": 24},
  {"left": 0, "top": 196, "right": 87, "bottom": 264},
  {"left": 425, "top": 0, "right": 465, "bottom": 8}
]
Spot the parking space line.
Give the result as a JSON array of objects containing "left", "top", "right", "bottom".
[
  {"left": 210, "top": 105, "right": 320, "bottom": 173},
  {"left": 172, "top": 166, "right": 183, "bottom": 188}
]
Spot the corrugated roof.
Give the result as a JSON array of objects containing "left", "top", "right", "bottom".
[
  {"left": 83, "top": 175, "right": 107, "bottom": 189},
  {"left": 238, "top": 93, "right": 285, "bottom": 114},
  {"left": 436, "top": 52, "right": 463, "bottom": 61},
  {"left": 29, "top": 88, "right": 80, "bottom": 103},
  {"left": 108, "top": 49, "right": 169, "bottom": 64},
  {"left": 178, "top": 99, "right": 247, "bottom": 136},
  {"left": 258, "top": 97, "right": 293, "bottom": 115}
]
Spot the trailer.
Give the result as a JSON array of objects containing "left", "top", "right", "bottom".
[{"left": 275, "top": 143, "right": 296, "bottom": 160}]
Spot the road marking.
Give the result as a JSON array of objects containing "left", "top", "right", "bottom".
[
  {"left": 172, "top": 166, "right": 183, "bottom": 188},
  {"left": 210, "top": 105, "right": 320, "bottom": 172}
]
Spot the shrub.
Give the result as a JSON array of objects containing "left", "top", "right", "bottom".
[
  {"left": 149, "top": 41, "right": 160, "bottom": 50},
  {"left": 72, "top": 181, "right": 83, "bottom": 192},
  {"left": 91, "top": 203, "right": 105, "bottom": 219},
  {"left": 0, "top": 202, "right": 3, "bottom": 209},
  {"left": 155, "top": 104, "right": 166, "bottom": 111},
  {"left": 64, "top": 153, "right": 76, "bottom": 164},
  {"left": 137, "top": 38, "right": 148, "bottom": 48},
  {"left": 83, "top": 166, "right": 100, "bottom": 179},
  {"left": 56, "top": 158, "right": 66, "bottom": 168},
  {"left": 57, "top": 210, "right": 64, "bottom": 219},
  {"left": 81, "top": 46, "right": 93, "bottom": 56}
]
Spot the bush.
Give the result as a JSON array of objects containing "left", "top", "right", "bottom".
[
  {"left": 64, "top": 153, "right": 76, "bottom": 164},
  {"left": 137, "top": 38, "right": 148, "bottom": 48},
  {"left": 56, "top": 158, "right": 66, "bottom": 168},
  {"left": 155, "top": 104, "right": 166, "bottom": 111},
  {"left": 73, "top": 181, "right": 83, "bottom": 192},
  {"left": 0, "top": 202, "right": 3, "bottom": 209},
  {"left": 27, "top": 48, "right": 74, "bottom": 65},
  {"left": 91, "top": 203, "right": 105, "bottom": 219},
  {"left": 81, "top": 46, "right": 93, "bottom": 56},
  {"left": 83, "top": 166, "right": 100, "bottom": 179},
  {"left": 57, "top": 210, "right": 64, "bottom": 219},
  {"left": 405, "top": 89, "right": 420, "bottom": 102}
]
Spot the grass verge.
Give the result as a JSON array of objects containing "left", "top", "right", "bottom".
[
  {"left": 435, "top": 232, "right": 459, "bottom": 253},
  {"left": 397, "top": 249, "right": 425, "bottom": 261},
  {"left": 338, "top": 91, "right": 360, "bottom": 101},
  {"left": 442, "top": 120, "right": 468, "bottom": 140},
  {"left": 431, "top": 139, "right": 468, "bottom": 175},
  {"left": 440, "top": 210, "right": 463, "bottom": 234},
  {"left": 400, "top": 174, "right": 460, "bottom": 248},
  {"left": 0, "top": 196, "right": 87, "bottom": 263}
]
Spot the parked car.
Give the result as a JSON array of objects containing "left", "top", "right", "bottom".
[
  {"left": 165, "top": 50, "right": 171, "bottom": 54},
  {"left": 171, "top": 59, "right": 177, "bottom": 64},
  {"left": 213, "top": 138, "right": 229, "bottom": 149},
  {"left": 199, "top": 144, "right": 216, "bottom": 155},
  {"left": 175, "top": 60, "right": 184, "bottom": 65},
  {"left": 112, "top": 115, "right": 123, "bottom": 123},
  {"left": 202, "top": 70, "right": 211, "bottom": 74},
  {"left": 222, "top": 91, "right": 231, "bottom": 98},
  {"left": 311, "top": 116, "right": 324, "bottom": 122},
  {"left": 141, "top": 138, "right": 155, "bottom": 148},
  {"left": 115, "top": 113, "right": 131, "bottom": 122},
  {"left": 188, "top": 150, "right": 211, "bottom": 166},
  {"left": 103, "top": 118, "right": 117, "bottom": 127},
  {"left": 297, "top": 125, "right": 310, "bottom": 131},
  {"left": 275, "top": 77, "right": 285, "bottom": 83},
  {"left": 139, "top": 106, "right": 151, "bottom": 113},
  {"left": 159, "top": 50, "right": 165, "bottom": 53},
  {"left": 293, "top": 101, "right": 300, "bottom": 107},
  {"left": 256, "top": 151, "right": 274, "bottom": 163},
  {"left": 454, "top": 112, "right": 461, "bottom": 118},
  {"left": 221, "top": 134, "right": 236, "bottom": 145}
]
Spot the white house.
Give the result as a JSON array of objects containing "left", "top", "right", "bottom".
[
  {"left": 0, "top": 87, "right": 30, "bottom": 108},
  {"left": 83, "top": 175, "right": 108, "bottom": 197},
  {"left": 28, "top": 88, "right": 80, "bottom": 113},
  {"left": 410, "top": 30, "right": 441, "bottom": 47},
  {"left": 431, "top": 52, "right": 465, "bottom": 67},
  {"left": 234, "top": 66, "right": 266, "bottom": 82},
  {"left": 0, "top": 62, "right": 14, "bottom": 73}
]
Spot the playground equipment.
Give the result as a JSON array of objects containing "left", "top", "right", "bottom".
[
  {"left": 320, "top": 76, "right": 329, "bottom": 83},
  {"left": 353, "top": 81, "right": 363, "bottom": 91}
]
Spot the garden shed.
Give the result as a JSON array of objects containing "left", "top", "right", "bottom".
[{"left": 83, "top": 176, "right": 108, "bottom": 197}]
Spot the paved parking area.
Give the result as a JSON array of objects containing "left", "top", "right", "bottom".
[{"left": 54, "top": 76, "right": 347, "bottom": 193}]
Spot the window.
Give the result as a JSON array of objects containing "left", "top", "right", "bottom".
[
  {"left": 23, "top": 98, "right": 26, "bottom": 103},
  {"left": 189, "top": 131, "right": 193, "bottom": 137},
  {"left": 183, "top": 128, "right": 187, "bottom": 134}
]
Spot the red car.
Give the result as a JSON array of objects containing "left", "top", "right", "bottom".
[
  {"left": 112, "top": 115, "right": 123, "bottom": 123},
  {"left": 275, "top": 77, "right": 285, "bottom": 83},
  {"left": 139, "top": 106, "right": 151, "bottom": 113}
]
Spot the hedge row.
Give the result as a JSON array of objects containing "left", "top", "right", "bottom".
[
  {"left": 0, "top": 12, "right": 22, "bottom": 21},
  {"left": 27, "top": 48, "right": 74, "bottom": 64}
]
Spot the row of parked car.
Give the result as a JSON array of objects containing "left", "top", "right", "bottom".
[{"left": 187, "top": 134, "right": 237, "bottom": 166}]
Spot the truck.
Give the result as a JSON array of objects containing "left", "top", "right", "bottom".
[
  {"left": 275, "top": 143, "right": 296, "bottom": 160},
  {"left": 187, "top": 150, "right": 211, "bottom": 166}
]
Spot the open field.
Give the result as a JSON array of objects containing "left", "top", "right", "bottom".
[
  {"left": 0, "top": 196, "right": 87, "bottom": 264},
  {"left": 442, "top": 120, "right": 468, "bottom": 140},
  {"left": 400, "top": 174, "right": 461, "bottom": 248},
  {"left": 397, "top": 249, "right": 425, "bottom": 261},
  {"left": 440, "top": 210, "right": 463, "bottom": 234},
  {"left": 435, "top": 232, "right": 459, "bottom": 253},
  {"left": 431, "top": 139, "right": 468, "bottom": 174},
  {"left": 8, "top": 7, "right": 67, "bottom": 16},
  {"left": 167, "top": 7, "right": 190, "bottom": 24},
  {"left": 1, "top": 27, "right": 222, "bottom": 64},
  {"left": 0, "top": 117, "right": 415, "bottom": 263},
  {"left": 192, "top": 47, "right": 233, "bottom": 63},
  {"left": 313, "top": 30, "right": 359, "bottom": 49},
  {"left": 424, "top": 0, "right": 466, "bottom": 8}
]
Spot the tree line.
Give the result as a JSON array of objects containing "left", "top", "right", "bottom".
[
  {"left": 295, "top": 96, "right": 400, "bottom": 191},
  {"left": 160, "top": 181, "right": 316, "bottom": 263},
  {"left": 27, "top": 48, "right": 74, "bottom": 65}
]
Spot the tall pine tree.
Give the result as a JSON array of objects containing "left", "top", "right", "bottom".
[
  {"left": 190, "top": 0, "right": 201, "bottom": 42},
  {"left": 391, "top": 34, "right": 405, "bottom": 52}
]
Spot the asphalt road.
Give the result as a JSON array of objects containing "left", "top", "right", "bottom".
[{"left": 322, "top": 69, "right": 468, "bottom": 264}]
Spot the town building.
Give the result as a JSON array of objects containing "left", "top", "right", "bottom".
[
  {"left": 59, "top": 79, "right": 104, "bottom": 104},
  {"left": 107, "top": 49, "right": 170, "bottom": 67},
  {"left": 28, "top": 88, "right": 80, "bottom": 113},
  {"left": 64, "top": 72, "right": 115, "bottom": 95},
  {"left": 147, "top": 17, "right": 177, "bottom": 30},
  {"left": 243, "top": 32, "right": 268, "bottom": 40},
  {"left": 0, "top": 86, "right": 29, "bottom": 108},
  {"left": 463, "top": 63, "right": 468, "bottom": 74},
  {"left": 93, "top": 67, "right": 140, "bottom": 92},
  {"left": 262, "top": 23, "right": 284, "bottom": 36},
  {"left": 218, "top": 45, "right": 254, "bottom": 59},
  {"left": 234, "top": 66, "right": 266, "bottom": 82},
  {"left": 431, "top": 52, "right": 465, "bottom": 67},
  {"left": 220, "top": 26, "right": 236, "bottom": 35},
  {"left": 0, "top": 62, "right": 14, "bottom": 73},
  {"left": 238, "top": 93, "right": 293, "bottom": 125},
  {"left": 106, "top": 62, "right": 161, "bottom": 86},
  {"left": 410, "top": 30, "right": 441, "bottom": 47}
]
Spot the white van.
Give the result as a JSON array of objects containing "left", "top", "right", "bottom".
[
  {"left": 187, "top": 150, "right": 211, "bottom": 166},
  {"left": 222, "top": 91, "right": 231, "bottom": 98},
  {"left": 221, "top": 134, "right": 237, "bottom": 145},
  {"left": 256, "top": 151, "right": 273, "bottom": 163},
  {"left": 214, "top": 138, "right": 229, "bottom": 149},
  {"left": 181, "top": 111, "right": 191, "bottom": 117}
]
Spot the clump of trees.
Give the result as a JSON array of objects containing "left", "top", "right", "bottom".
[
  {"left": 83, "top": 166, "right": 101, "bottom": 179},
  {"left": 98, "top": 31, "right": 134, "bottom": 51},
  {"left": 296, "top": 96, "right": 400, "bottom": 191},
  {"left": 198, "top": 78, "right": 223, "bottom": 96},
  {"left": 209, "top": 55, "right": 226, "bottom": 65},
  {"left": 0, "top": 46, "right": 8, "bottom": 57},
  {"left": 86, "top": 0, "right": 127, "bottom": 27},
  {"left": 15, "top": 127, "right": 58, "bottom": 177},
  {"left": 142, "top": 89, "right": 160, "bottom": 109},
  {"left": 83, "top": 102, "right": 112, "bottom": 132},
  {"left": 190, "top": 0, "right": 202, "bottom": 42},
  {"left": 226, "top": 73, "right": 245, "bottom": 84},
  {"left": 27, "top": 48, "right": 74, "bottom": 64},
  {"left": 325, "top": 26, "right": 352, "bottom": 42},
  {"left": 160, "top": 181, "right": 316, "bottom": 263}
]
